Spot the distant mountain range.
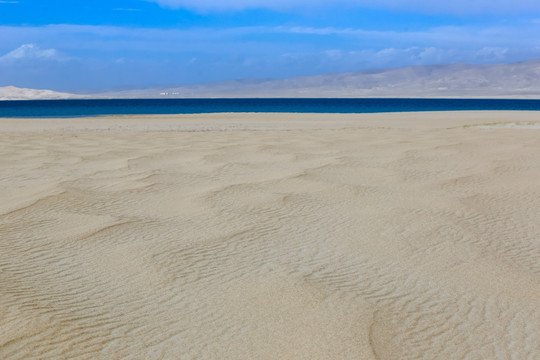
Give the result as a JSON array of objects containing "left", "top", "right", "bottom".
[{"left": 3, "top": 58, "right": 540, "bottom": 100}]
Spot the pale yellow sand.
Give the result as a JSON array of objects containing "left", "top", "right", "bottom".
[{"left": 1, "top": 111, "right": 540, "bottom": 359}]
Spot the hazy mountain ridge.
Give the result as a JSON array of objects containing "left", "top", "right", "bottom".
[
  {"left": 95, "top": 58, "right": 540, "bottom": 98},
  {"left": 3, "top": 59, "right": 540, "bottom": 100}
]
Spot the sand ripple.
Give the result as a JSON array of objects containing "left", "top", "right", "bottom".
[{"left": 1, "top": 116, "right": 540, "bottom": 359}]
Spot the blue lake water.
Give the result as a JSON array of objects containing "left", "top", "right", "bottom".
[{"left": 1, "top": 98, "right": 540, "bottom": 118}]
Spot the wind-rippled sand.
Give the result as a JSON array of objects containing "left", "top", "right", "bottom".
[{"left": 1, "top": 112, "right": 540, "bottom": 359}]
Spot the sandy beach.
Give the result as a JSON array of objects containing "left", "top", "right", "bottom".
[{"left": 1, "top": 111, "right": 540, "bottom": 359}]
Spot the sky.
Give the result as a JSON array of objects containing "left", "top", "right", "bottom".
[{"left": 1, "top": 0, "right": 540, "bottom": 91}]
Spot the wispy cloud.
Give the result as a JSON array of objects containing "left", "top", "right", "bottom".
[
  {"left": 278, "top": 24, "right": 539, "bottom": 49},
  {"left": 148, "top": 0, "right": 540, "bottom": 14},
  {"left": 1, "top": 23, "right": 538, "bottom": 54},
  {"left": 0, "top": 44, "right": 59, "bottom": 62}
]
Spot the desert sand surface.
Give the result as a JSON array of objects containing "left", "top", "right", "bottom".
[{"left": 1, "top": 111, "right": 540, "bottom": 359}]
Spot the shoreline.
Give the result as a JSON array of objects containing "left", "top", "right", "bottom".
[{"left": 2, "top": 110, "right": 540, "bottom": 132}]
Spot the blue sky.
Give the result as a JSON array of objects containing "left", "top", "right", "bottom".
[{"left": 1, "top": 0, "right": 540, "bottom": 91}]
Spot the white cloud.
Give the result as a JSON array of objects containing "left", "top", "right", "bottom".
[
  {"left": 1, "top": 23, "right": 539, "bottom": 90},
  {"left": 148, "top": 0, "right": 540, "bottom": 14},
  {"left": 314, "top": 46, "right": 520, "bottom": 72},
  {"left": 1, "top": 24, "right": 539, "bottom": 89},
  {"left": 0, "top": 44, "right": 59, "bottom": 62}
]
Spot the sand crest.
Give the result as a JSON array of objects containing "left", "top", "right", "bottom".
[{"left": 1, "top": 112, "right": 539, "bottom": 359}]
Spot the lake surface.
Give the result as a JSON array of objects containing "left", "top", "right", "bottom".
[{"left": 1, "top": 98, "right": 540, "bottom": 117}]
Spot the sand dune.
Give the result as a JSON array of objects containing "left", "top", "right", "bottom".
[
  {"left": 0, "top": 86, "right": 78, "bottom": 101},
  {"left": 1, "top": 112, "right": 539, "bottom": 359}
]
